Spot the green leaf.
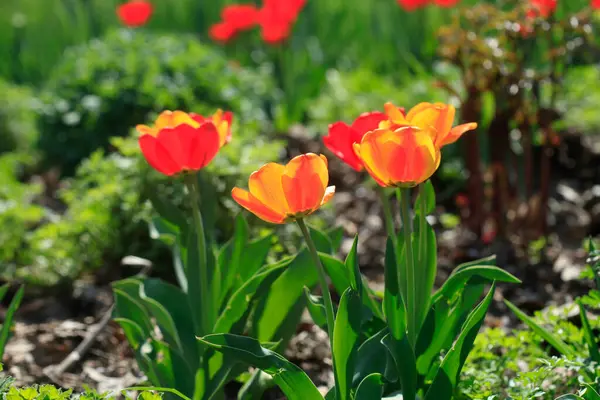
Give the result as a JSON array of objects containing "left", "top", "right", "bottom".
[
  {"left": 344, "top": 235, "right": 362, "bottom": 294},
  {"left": 582, "top": 384, "right": 600, "bottom": 400},
  {"left": 383, "top": 238, "right": 406, "bottom": 340},
  {"left": 304, "top": 287, "right": 327, "bottom": 329},
  {"left": 237, "top": 370, "right": 274, "bottom": 400},
  {"left": 413, "top": 218, "right": 436, "bottom": 330},
  {"left": 310, "top": 226, "right": 334, "bottom": 254},
  {"left": 186, "top": 228, "right": 207, "bottom": 338},
  {"left": 145, "top": 189, "right": 188, "bottom": 235},
  {"left": 214, "top": 261, "right": 288, "bottom": 334},
  {"left": 354, "top": 373, "right": 384, "bottom": 400},
  {"left": 112, "top": 283, "right": 153, "bottom": 337},
  {"left": 217, "top": 214, "right": 249, "bottom": 307},
  {"left": 504, "top": 300, "right": 575, "bottom": 357},
  {"left": 555, "top": 395, "right": 585, "bottom": 400},
  {"left": 333, "top": 288, "right": 363, "bottom": 400},
  {"left": 425, "top": 283, "right": 497, "bottom": 400},
  {"left": 0, "top": 285, "right": 23, "bottom": 360},
  {"left": 123, "top": 387, "right": 191, "bottom": 400},
  {"left": 251, "top": 251, "right": 317, "bottom": 348},
  {"left": 198, "top": 334, "right": 324, "bottom": 400},
  {"left": 415, "top": 180, "right": 435, "bottom": 215},
  {"left": 140, "top": 279, "right": 200, "bottom": 372},
  {"left": 453, "top": 255, "right": 497, "bottom": 273},
  {"left": 149, "top": 216, "right": 180, "bottom": 246},
  {"left": 578, "top": 300, "right": 600, "bottom": 363},
  {"left": 353, "top": 329, "right": 389, "bottom": 386},
  {"left": 381, "top": 333, "right": 416, "bottom": 400},
  {"left": 432, "top": 265, "right": 520, "bottom": 304},
  {"left": 326, "top": 226, "right": 345, "bottom": 251}
]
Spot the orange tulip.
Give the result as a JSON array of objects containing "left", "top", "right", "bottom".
[
  {"left": 354, "top": 126, "right": 440, "bottom": 188},
  {"left": 382, "top": 102, "right": 477, "bottom": 149},
  {"left": 136, "top": 110, "right": 224, "bottom": 176},
  {"left": 232, "top": 153, "right": 335, "bottom": 223}
]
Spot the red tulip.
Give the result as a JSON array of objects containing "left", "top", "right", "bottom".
[
  {"left": 433, "top": 0, "right": 461, "bottom": 7},
  {"left": 396, "top": 0, "right": 429, "bottom": 11},
  {"left": 323, "top": 112, "right": 388, "bottom": 171},
  {"left": 258, "top": 0, "right": 306, "bottom": 44},
  {"left": 527, "top": 0, "right": 557, "bottom": 18},
  {"left": 592, "top": 0, "right": 600, "bottom": 9},
  {"left": 209, "top": 4, "right": 259, "bottom": 43},
  {"left": 117, "top": 1, "right": 153, "bottom": 27}
]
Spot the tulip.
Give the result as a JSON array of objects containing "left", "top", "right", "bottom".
[
  {"left": 396, "top": 0, "right": 429, "bottom": 11},
  {"left": 231, "top": 153, "right": 335, "bottom": 223},
  {"left": 117, "top": 0, "right": 153, "bottom": 27},
  {"left": 593, "top": 0, "right": 600, "bottom": 9},
  {"left": 209, "top": 4, "right": 259, "bottom": 43},
  {"left": 354, "top": 126, "right": 440, "bottom": 188},
  {"left": 383, "top": 102, "right": 477, "bottom": 149},
  {"left": 136, "top": 110, "right": 224, "bottom": 176},
  {"left": 323, "top": 112, "right": 388, "bottom": 171}
]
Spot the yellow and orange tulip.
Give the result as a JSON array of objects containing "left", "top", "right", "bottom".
[
  {"left": 382, "top": 102, "right": 477, "bottom": 148},
  {"left": 232, "top": 153, "right": 335, "bottom": 224},
  {"left": 354, "top": 126, "right": 440, "bottom": 188}
]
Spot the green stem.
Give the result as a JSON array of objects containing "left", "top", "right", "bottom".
[
  {"left": 377, "top": 186, "right": 396, "bottom": 238},
  {"left": 398, "top": 188, "right": 416, "bottom": 347},
  {"left": 417, "top": 183, "right": 428, "bottom": 328},
  {"left": 184, "top": 174, "right": 212, "bottom": 336},
  {"left": 297, "top": 218, "right": 338, "bottom": 400}
]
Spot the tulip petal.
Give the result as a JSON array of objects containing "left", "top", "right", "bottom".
[
  {"left": 387, "top": 127, "right": 437, "bottom": 185},
  {"left": 351, "top": 112, "right": 388, "bottom": 136},
  {"left": 187, "top": 122, "right": 221, "bottom": 170},
  {"left": 248, "top": 163, "right": 288, "bottom": 215},
  {"left": 139, "top": 134, "right": 181, "bottom": 176},
  {"left": 155, "top": 110, "right": 200, "bottom": 130},
  {"left": 136, "top": 124, "right": 157, "bottom": 137},
  {"left": 281, "top": 154, "right": 328, "bottom": 214},
  {"left": 355, "top": 129, "right": 398, "bottom": 187},
  {"left": 385, "top": 102, "right": 410, "bottom": 124},
  {"left": 321, "top": 185, "right": 336, "bottom": 206},
  {"left": 232, "top": 188, "right": 286, "bottom": 224},
  {"left": 324, "top": 122, "right": 363, "bottom": 171},
  {"left": 439, "top": 122, "right": 477, "bottom": 147}
]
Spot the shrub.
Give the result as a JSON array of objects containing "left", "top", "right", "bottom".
[
  {"left": 0, "top": 80, "right": 40, "bottom": 154},
  {"left": 37, "top": 29, "right": 275, "bottom": 175}
]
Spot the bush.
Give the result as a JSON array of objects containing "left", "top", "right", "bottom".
[
  {"left": 0, "top": 80, "right": 40, "bottom": 154},
  {"left": 37, "top": 28, "right": 275, "bottom": 175}
]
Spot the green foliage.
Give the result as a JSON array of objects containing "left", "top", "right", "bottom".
[
  {"left": 0, "top": 80, "right": 40, "bottom": 153},
  {"left": 0, "top": 285, "right": 24, "bottom": 360},
  {"left": 307, "top": 65, "right": 455, "bottom": 137},
  {"left": 37, "top": 29, "right": 275, "bottom": 175},
  {"left": 556, "top": 67, "right": 600, "bottom": 134},
  {"left": 0, "top": 153, "right": 44, "bottom": 270}
]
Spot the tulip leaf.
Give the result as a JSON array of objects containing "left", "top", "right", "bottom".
[
  {"left": 381, "top": 333, "right": 417, "bottom": 400},
  {"left": 383, "top": 238, "right": 406, "bottom": 340},
  {"left": 304, "top": 287, "right": 328, "bottom": 329},
  {"left": 582, "top": 384, "right": 600, "bottom": 400},
  {"left": 326, "top": 226, "right": 345, "bottom": 251},
  {"left": 345, "top": 235, "right": 362, "bottom": 294},
  {"left": 0, "top": 285, "right": 23, "bottom": 360},
  {"left": 140, "top": 279, "right": 200, "bottom": 372},
  {"left": 425, "top": 283, "right": 496, "bottom": 400},
  {"left": 310, "top": 226, "right": 334, "bottom": 254},
  {"left": 217, "top": 214, "right": 249, "bottom": 306},
  {"left": 198, "top": 334, "right": 324, "bottom": 400},
  {"left": 415, "top": 180, "right": 435, "bottom": 216},
  {"left": 353, "top": 329, "right": 389, "bottom": 386},
  {"left": 333, "top": 287, "right": 363, "bottom": 400},
  {"left": 214, "top": 260, "right": 288, "bottom": 334},
  {"left": 413, "top": 217, "right": 437, "bottom": 330},
  {"left": 578, "top": 300, "right": 600, "bottom": 363},
  {"left": 145, "top": 188, "right": 189, "bottom": 236},
  {"left": 251, "top": 250, "right": 317, "bottom": 348},
  {"left": 432, "top": 265, "right": 520, "bottom": 304},
  {"left": 237, "top": 370, "right": 274, "bottom": 400},
  {"left": 354, "top": 373, "right": 384, "bottom": 400},
  {"left": 453, "top": 255, "right": 497, "bottom": 274},
  {"left": 504, "top": 299, "right": 575, "bottom": 357}
]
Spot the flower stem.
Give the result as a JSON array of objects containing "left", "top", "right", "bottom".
[
  {"left": 184, "top": 174, "right": 212, "bottom": 336},
  {"left": 377, "top": 186, "right": 396, "bottom": 238},
  {"left": 398, "top": 188, "right": 416, "bottom": 347},
  {"left": 296, "top": 218, "right": 338, "bottom": 398}
]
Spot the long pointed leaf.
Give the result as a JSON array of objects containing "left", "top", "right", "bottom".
[
  {"left": 0, "top": 285, "right": 23, "bottom": 360},
  {"left": 198, "top": 334, "right": 324, "bottom": 400},
  {"left": 504, "top": 300, "right": 575, "bottom": 357},
  {"left": 381, "top": 333, "right": 416, "bottom": 400},
  {"left": 355, "top": 373, "right": 384, "bottom": 400},
  {"left": 333, "top": 287, "right": 363, "bottom": 400},
  {"left": 578, "top": 300, "right": 600, "bottom": 363}
]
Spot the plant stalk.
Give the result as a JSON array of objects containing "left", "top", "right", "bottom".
[
  {"left": 398, "top": 188, "right": 417, "bottom": 347},
  {"left": 297, "top": 218, "right": 338, "bottom": 399},
  {"left": 377, "top": 186, "right": 396, "bottom": 238}
]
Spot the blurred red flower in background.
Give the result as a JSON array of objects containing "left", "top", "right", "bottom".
[
  {"left": 209, "top": 4, "right": 259, "bottom": 43},
  {"left": 396, "top": 0, "right": 460, "bottom": 11},
  {"left": 210, "top": 0, "right": 306, "bottom": 45},
  {"left": 592, "top": 0, "right": 600, "bottom": 9},
  {"left": 117, "top": 1, "right": 153, "bottom": 27},
  {"left": 526, "top": 0, "right": 557, "bottom": 18}
]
